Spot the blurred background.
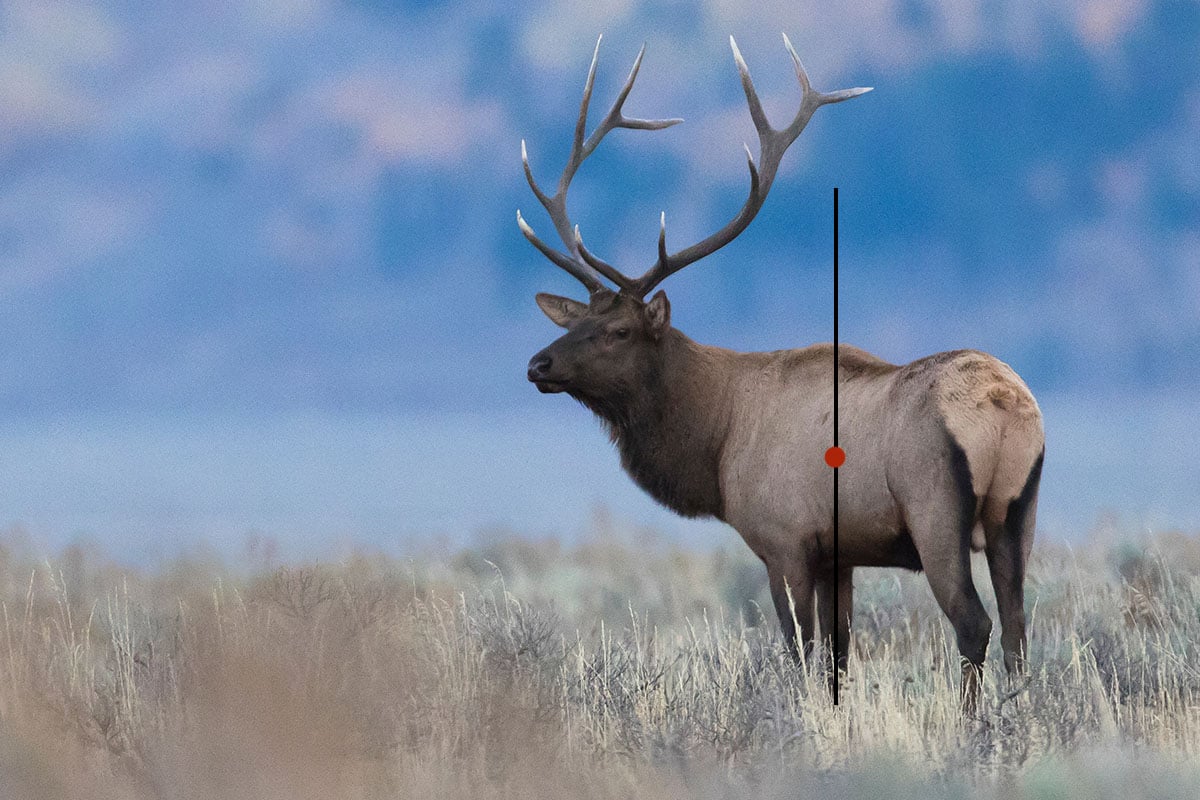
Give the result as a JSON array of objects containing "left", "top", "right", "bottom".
[{"left": 0, "top": 0, "right": 1197, "bottom": 563}]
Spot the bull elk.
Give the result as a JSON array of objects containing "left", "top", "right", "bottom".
[{"left": 518, "top": 35, "right": 1044, "bottom": 713}]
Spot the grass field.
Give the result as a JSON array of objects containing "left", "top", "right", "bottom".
[{"left": 2, "top": 523, "right": 1200, "bottom": 799}]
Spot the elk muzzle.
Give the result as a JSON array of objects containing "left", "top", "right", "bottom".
[{"left": 527, "top": 351, "right": 565, "bottom": 393}]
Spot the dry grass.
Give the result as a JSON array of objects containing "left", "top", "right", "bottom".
[{"left": 2, "top": 525, "right": 1200, "bottom": 798}]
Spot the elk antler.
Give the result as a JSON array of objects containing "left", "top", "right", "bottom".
[
  {"left": 519, "top": 35, "right": 872, "bottom": 299},
  {"left": 627, "top": 35, "right": 872, "bottom": 297},
  {"left": 517, "top": 36, "right": 683, "bottom": 295}
]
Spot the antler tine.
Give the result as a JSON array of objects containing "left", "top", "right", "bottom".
[
  {"left": 628, "top": 35, "right": 870, "bottom": 298},
  {"left": 657, "top": 211, "right": 668, "bottom": 268},
  {"left": 783, "top": 33, "right": 814, "bottom": 96},
  {"left": 519, "top": 36, "right": 682, "bottom": 296},
  {"left": 563, "top": 36, "right": 604, "bottom": 193},
  {"left": 521, "top": 140, "right": 552, "bottom": 210},
  {"left": 517, "top": 210, "right": 605, "bottom": 294},
  {"left": 780, "top": 33, "right": 873, "bottom": 145},
  {"left": 584, "top": 44, "right": 684, "bottom": 157},
  {"left": 522, "top": 138, "right": 605, "bottom": 292},
  {"left": 575, "top": 226, "right": 636, "bottom": 292},
  {"left": 730, "top": 36, "right": 771, "bottom": 139}
]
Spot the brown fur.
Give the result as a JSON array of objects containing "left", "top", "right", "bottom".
[
  {"left": 517, "top": 36, "right": 1031, "bottom": 713},
  {"left": 529, "top": 291, "right": 1045, "bottom": 712},
  {"left": 587, "top": 332, "right": 735, "bottom": 519}
]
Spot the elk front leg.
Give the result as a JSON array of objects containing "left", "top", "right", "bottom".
[
  {"left": 817, "top": 566, "right": 853, "bottom": 690},
  {"left": 767, "top": 560, "right": 815, "bottom": 665}
]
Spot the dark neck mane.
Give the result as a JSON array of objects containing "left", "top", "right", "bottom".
[{"left": 572, "top": 330, "right": 733, "bottom": 520}]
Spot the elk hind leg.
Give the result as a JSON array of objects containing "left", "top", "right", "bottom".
[
  {"left": 922, "top": 544, "right": 992, "bottom": 715},
  {"left": 983, "top": 452, "right": 1043, "bottom": 677},
  {"left": 906, "top": 453, "right": 992, "bottom": 715}
]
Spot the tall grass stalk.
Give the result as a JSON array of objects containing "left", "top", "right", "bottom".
[{"left": 1, "top": 529, "right": 1199, "bottom": 798}]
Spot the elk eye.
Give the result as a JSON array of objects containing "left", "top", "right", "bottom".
[{"left": 613, "top": 328, "right": 631, "bottom": 340}]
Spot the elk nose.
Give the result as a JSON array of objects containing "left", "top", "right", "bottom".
[{"left": 527, "top": 353, "right": 553, "bottom": 381}]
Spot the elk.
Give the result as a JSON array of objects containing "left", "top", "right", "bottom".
[{"left": 518, "top": 35, "right": 1044, "bottom": 713}]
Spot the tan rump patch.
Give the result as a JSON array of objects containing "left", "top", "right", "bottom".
[
  {"left": 986, "top": 385, "right": 1016, "bottom": 410},
  {"left": 935, "top": 352, "right": 1043, "bottom": 501}
]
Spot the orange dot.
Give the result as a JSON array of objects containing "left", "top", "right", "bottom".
[{"left": 824, "top": 446, "right": 846, "bottom": 468}]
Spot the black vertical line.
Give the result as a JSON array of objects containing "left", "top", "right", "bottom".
[
  {"left": 833, "top": 186, "right": 840, "bottom": 707},
  {"left": 834, "top": 187, "right": 839, "bottom": 445}
]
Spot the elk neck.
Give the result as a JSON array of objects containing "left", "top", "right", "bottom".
[{"left": 574, "top": 329, "right": 735, "bottom": 521}]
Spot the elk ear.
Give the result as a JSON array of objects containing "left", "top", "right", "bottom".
[
  {"left": 535, "top": 293, "right": 587, "bottom": 328},
  {"left": 644, "top": 290, "right": 671, "bottom": 338}
]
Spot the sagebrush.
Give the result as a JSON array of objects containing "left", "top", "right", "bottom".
[{"left": 2, "top": 525, "right": 1200, "bottom": 799}]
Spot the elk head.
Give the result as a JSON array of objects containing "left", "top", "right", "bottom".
[
  {"left": 520, "top": 35, "right": 870, "bottom": 400},
  {"left": 527, "top": 288, "right": 671, "bottom": 402}
]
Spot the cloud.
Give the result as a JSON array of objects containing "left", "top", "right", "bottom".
[
  {"left": 1071, "top": 0, "right": 1149, "bottom": 48},
  {"left": 0, "top": 61, "right": 93, "bottom": 150},
  {"left": 312, "top": 73, "right": 505, "bottom": 165},
  {"left": 239, "top": 0, "right": 331, "bottom": 32},
  {"left": 0, "top": 1, "right": 120, "bottom": 153},
  {"left": 519, "top": 0, "right": 639, "bottom": 72},
  {"left": 518, "top": 0, "right": 1153, "bottom": 78},
  {"left": 707, "top": 0, "right": 1152, "bottom": 64},
  {"left": 0, "top": 0, "right": 516, "bottom": 286},
  {"left": 0, "top": 175, "right": 149, "bottom": 291},
  {"left": 1033, "top": 90, "right": 1200, "bottom": 370},
  {"left": 1039, "top": 216, "right": 1199, "bottom": 379},
  {"left": 116, "top": 51, "right": 263, "bottom": 153},
  {"left": 256, "top": 69, "right": 508, "bottom": 195}
]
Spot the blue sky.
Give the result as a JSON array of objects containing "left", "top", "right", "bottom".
[{"left": 1, "top": 0, "right": 1198, "bottom": 560}]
